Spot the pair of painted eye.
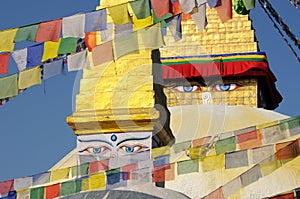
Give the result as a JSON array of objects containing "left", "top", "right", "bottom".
[
  {"left": 171, "top": 83, "right": 240, "bottom": 92},
  {"left": 85, "top": 145, "right": 143, "bottom": 154}
]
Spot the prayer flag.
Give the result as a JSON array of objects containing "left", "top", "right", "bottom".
[
  {"left": 0, "top": 29, "right": 18, "bottom": 52},
  {"left": 151, "top": 0, "right": 171, "bottom": 18},
  {"left": 81, "top": 177, "right": 89, "bottom": 191},
  {"left": 237, "top": 130, "right": 262, "bottom": 150},
  {"left": 191, "top": 2, "right": 207, "bottom": 31},
  {"left": 60, "top": 180, "right": 81, "bottom": 196},
  {"left": 115, "top": 23, "right": 133, "bottom": 37},
  {"left": 171, "top": 0, "right": 183, "bottom": 16},
  {"left": 50, "top": 167, "right": 70, "bottom": 182},
  {"left": 165, "top": 163, "right": 175, "bottom": 181},
  {"left": 71, "top": 163, "right": 89, "bottom": 178},
  {"left": 1, "top": 191, "right": 16, "bottom": 199},
  {"left": 16, "top": 189, "right": 30, "bottom": 199},
  {"left": 43, "top": 59, "right": 64, "bottom": 80},
  {"left": 35, "top": 19, "right": 62, "bottom": 42},
  {"left": 32, "top": 172, "right": 50, "bottom": 186},
  {"left": 58, "top": 37, "right": 78, "bottom": 55},
  {"left": 215, "top": 0, "right": 232, "bottom": 23},
  {"left": 207, "top": 0, "right": 219, "bottom": 8},
  {"left": 0, "top": 74, "right": 18, "bottom": 99},
  {"left": 18, "top": 66, "right": 42, "bottom": 89},
  {"left": 89, "top": 159, "right": 109, "bottom": 174},
  {"left": 107, "top": 3, "right": 132, "bottom": 25},
  {"left": 42, "top": 40, "right": 60, "bottom": 62},
  {"left": 92, "top": 41, "right": 114, "bottom": 66},
  {"left": 130, "top": 168, "right": 152, "bottom": 185},
  {"left": 85, "top": 9, "right": 107, "bottom": 32},
  {"left": 12, "top": 48, "right": 27, "bottom": 71},
  {"left": 242, "top": 0, "right": 255, "bottom": 10},
  {"left": 178, "top": 0, "right": 196, "bottom": 14},
  {"left": 13, "top": 176, "right": 32, "bottom": 190},
  {"left": 121, "top": 163, "right": 136, "bottom": 180},
  {"left": 287, "top": 118, "right": 300, "bottom": 136},
  {"left": 172, "top": 141, "right": 191, "bottom": 153},
  {"left": 275, "top": 140, "right": 299, "bottom": 160},
  {"left": 27, "top": 43, "right": 44, "bottom": 68},
  {"left": 62, "top": 14, "right": 85, "bottom": 38},
  {"left": 133, "top": 15, "right": 153, "bottom": 31},
  {"left": 100, "top": 22, "right": 113, "bottom": 42},
  {"left": 90, "top": 172, "right": 106, "bottom": 190},
  {"left": 222, "top": 177, "right": 242, "bottom": 198},
  {"left": 114, "top": 31, "right": 139, "bottom": 60},
  {"left": 203, "top": 187, "right": 225, "bottom": 199},
  {"left": 192, "top": 136, "right": 211, "bottom": 147},
  {"left": 269, "top": 192, "right": 295, "bottom": 199},
  {"left": 152, "top": 146, "right": 170, "bottom": 158},
  {"left": 225, "top": 150, "right": 248, "bottom": 169},
  {"left": 0, "top": 53, "right": 10, "bottom": 74},
  {"left": 139, "top": 24, "right": 165, "bottom": 49},
  {"left": 154, "top": 155, "right": 170, "bottom": 167},
  {"left": 153, "top": 166, "right": 165, "bottom": 182},
  {"left": 240, "top": 164, "right": 262, "bottom": 186},
  {"left": 259, "top": 160, "right": 281, "bottom": 176},
  {"left": 45, "top": 184, "right": 60, "bottom": 199},
  {"left": 166, "top": 15, "right": 182, "bottom": 42},
  {"left": 234, "top": 126, "right": 256, "bottom": 135},
  {"left": 177, "top": 159, "right": 199, "bottom": 175},
  {"left": 14, "top": 24, "right": 38, "bottom": 42},
  {"left": 30, "top": 187, "right": 44, "bottom": 199},
  {"left": 0, "top": 180, "right": 14, "bottom": 195},
  {"left": 67, "top": 50, "right": 87, "bottom": 72},
  {"left": 130, "top": 0, "right": 151, "bottom": 19},
  {"left": 201, "top": 154, "right": 225, "bottom": 172},
  {"left": 84, "top": 32, "right": 97, "bottom": 51},
  {"left": 250, "top": 144, "right": 274, "bottom": 164},
  {"left": 261, "top": 125, "right": 287, "bottom": 144},
  {"left": 215, "top": 136, "right": 236, "bottom": 155},
  {"left": 106, "top": 169, "right": 121, "bottom": 185}
]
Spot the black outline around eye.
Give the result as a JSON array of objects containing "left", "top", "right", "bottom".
[
  {"left": 211, "top": 83, "right": 241, "bottom": 91},
  {"left": 79, "top": 146, "right": 109, "bottom": 154},
  {"left": 118, "top": 144, "right": 149, "bottom": 153},
  {"left": 169, "top": 85, "right": 201, "bottom": 92}
]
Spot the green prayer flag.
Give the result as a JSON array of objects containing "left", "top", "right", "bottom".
[
  {"left": 214, "top": 136, "right": 236, "bottom": 155},
  {"left": 172, "top": 141, "right": 191, "bottom": 153},
  {"left": 30, "top": 187, "right": 44, "bottom": 199},
  {"left": 72, "top": 163, "right": 89, "bottom": 177},
  {"left": 60, "top": 179, "right": 81, "bottom": 196},
  {"left": 0, "top": 74, "right": 18, "bottom": 99},
  {"left": 130, "top": 0, "right": 151, "bottom": 19},
  {"left": 153, "top": 12, "right": 172, "bottom": 24},
  {"left": 242, "top": 0, "right": 255, "bottom": 10},
  {"left": 106, "top": 168, "right": 121, "bottom": 175},
  {"left": 114, "top": 31, "right": 139, "bottom": 60},
  {"left": 14, "top": 24, "right": 39, "bottom": 42},
  {"left": 177, "top": 159, "right": 199, "bottom": 175},
  {"left": 58, "top": 37, "right": 78, "bottom": 54}
]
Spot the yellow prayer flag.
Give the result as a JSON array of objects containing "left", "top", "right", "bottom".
[
  {"left": 256, "top": 120, "right": 279, "bottom": 129},
  {"left": 259, "top": 160, "right": 282, "bottom": 176},
  {"left": 81, "top": 177, "right": 90, "bottom": 191},
  {"left": 18, "top": 66, "right": 42, "bottom": 89},
  {"left": 42, "top": 40, "right": 60, "bottom": 62},
  {"left": 201, "top": 154, "right": 225, "bottom": 172},
  {"left": 152, "top": 146, "right": 170, "bottom": 159},
  {"left": 0, "top": 28, "right": 18, "bottom": 52},
  {"left": 16, "top": 188, "right": 30, "bottom": 199},
  {"left": 133, "top": 15, "right": 153, "bottom": 31},
  {"left": 90, "top": 172, "right": 106, "bottom": 190},
  {"left": 107, "top": 3, "right": 132, "bottom": 25},
  {"left": 100, "top": 0, "right": 131, "bottom": 7},
  {"left": 50, "top": 167, "right": 70, "bottom": 182}
]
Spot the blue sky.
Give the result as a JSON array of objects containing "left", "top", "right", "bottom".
[{"left": 0, "top": 0, "right": 299, "bottom": 181}]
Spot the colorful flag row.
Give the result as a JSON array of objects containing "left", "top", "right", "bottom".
[
  {"left": 264, "top": 187, "right": 300, "bottom": 199},
  {"left": 1, "top": 136, "right": 299, "bottom": 199}
]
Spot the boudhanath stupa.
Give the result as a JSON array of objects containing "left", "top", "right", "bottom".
[{"left": 0, "top": 0, "right": 299, "bottom": 198}]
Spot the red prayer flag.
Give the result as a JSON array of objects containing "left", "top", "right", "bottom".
[
  {"left": 0, "top": 53, "right": 10, "bottom": 74},
  {"left": 204, "top": 187, "right": 225, "bottom": 199},
  {"left": 45, "top": 183, "right": 60, "bottom": 199},
  {"left": 276, "top": 140, "right": 299, "bottom": 160},
  {"left": 237, "top": 130, "right": 262, "bottom": 150},
  {"left": 151, "top": 0, "right": 171, "bottom": 18},
  {"left": 84, "top": 32, "right": 97, "bottom": 51},
  {"left": 270, "top": 192, "right": 295, "bottom": 199},
  {"left": 192, "top": 136, "right": 212, "bottom": 147},
  {"left": 0, "top": 179, "right": 14, "bottom": 195},
  {"left": 35, "top": 19, "right": 62, "bottom": 42},
  {"left": 172, "top": 0, "right": 183, "bottom": 16},
  {"left": 121, "top": 163, "right": 137, "bottom": 180},
  {"left": 89, "top": 159, "right": 109, "bottom": 173},
  {"left": 165, "top": 163, "right": 175, "bottom": 181},
  {"left": 153, "top": 166, "right": 165, "bottom": 183},
  {"left": 215, "top": 0, "right": 232, "bottom": 23},
  {"left": 92, "top": 41, "right": 114, "bottom": 66}
]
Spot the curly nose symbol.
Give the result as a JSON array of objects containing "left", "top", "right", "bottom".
[
  {"left": 202, "top": 92, "right": 211, "bottom": 104},
  {"left": 110, "top": 152, "right": 118, "bottom": 158}
]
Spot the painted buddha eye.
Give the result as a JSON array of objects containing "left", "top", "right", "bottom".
[
  {"left": 170, "top": 85, "right": 201, "bottom": 92},
  {"left": 83, "top": 146, "right": 108, "bottom": 154},
  {"left": 119, "top": 145, "right": 144, "bottom": 153},
  {"left": 212, "top": 83, "right": 240, "bottom": 91}
]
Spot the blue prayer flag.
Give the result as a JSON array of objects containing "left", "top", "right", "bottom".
[
  {"left": 85, "top": 9, "right": 107, "bottom": 32},
  {"left": 43, "top": 59, "right": 64, "bottom": 80},
  {"left": 27, "top": 43, "right": 44, "bottom": 68}
]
